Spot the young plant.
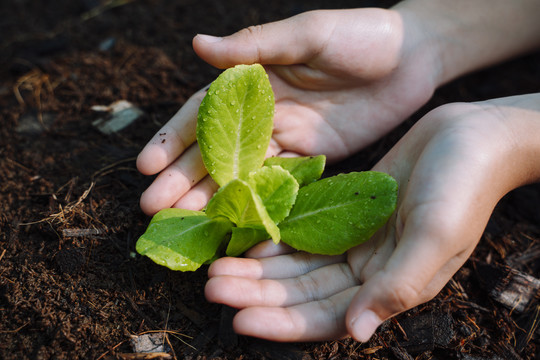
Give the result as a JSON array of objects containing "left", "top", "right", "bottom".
[{"left": 136, "top": 64, "right": 398, "bottom": 271}]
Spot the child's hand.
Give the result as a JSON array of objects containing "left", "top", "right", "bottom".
[
  {"left": 136, "top": 8, "right": 440, "bottom": 215},
  {"left": 205, "top": 95, "right": 540, "bottom": 342}
]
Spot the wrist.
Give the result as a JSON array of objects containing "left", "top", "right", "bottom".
[
  {"left": 389, "top": 3, "right": 445, "bottom": 91},
  {"left": 482, "top": 94, "right": 540, "bottom": 190},
  {"left": 394, "top": 0, "right": 540, "bottom": 87}
]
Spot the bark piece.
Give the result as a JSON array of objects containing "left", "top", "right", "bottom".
[
  {"left": 395, "top": 310, "right": 455, "bottom": 354},
  {"left": 475, "top": 262, "right": 540, "bottom": 313}
]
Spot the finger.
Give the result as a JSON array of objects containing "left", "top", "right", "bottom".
[
  {"left": 139, "top": 143, "right": 208, "bottom": 215},
  {"left": 266, "top": 138, "right": 286, "bottom": 159},
  {"left": 272, "top": 151, "right": 301, "bottom": 159},
  {"left": 208, "top": 252, "right": 346, "bottom": 280},
  {"left": 232, "top": 286, "right": 359, "bottom": 342},
  {"left": 244, "top": 240, "right": 296, "bottom": 258},
  {"left": 206, "top": 262, "right": 357, "bottom": 308},
  {"left": 136, "top": 88, "right": 207, "bottom": 175},
  {"left": 172, "top": 175, "right": 218, "bottom": 211},
  {"left": 192, "top": 11, "right": 333, "bottom": 69}
]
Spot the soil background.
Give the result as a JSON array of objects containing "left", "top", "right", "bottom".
[{"left": 0, "top": 1, "right": 539, "bottom": 359}]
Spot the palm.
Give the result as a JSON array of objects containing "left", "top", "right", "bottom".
[{"left": 267, "top": 60, "right": 434, "bottom": 163}]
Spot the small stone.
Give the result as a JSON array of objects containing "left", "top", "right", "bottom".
[
  {"left": 91, "top": 100, "right": 143, "bottom": 134},
  {"left": 98, "top": 37, "right": 116, "bottom": 51},
  {"left": 130, "top": 332, "right": 171, "bottom": 354}
]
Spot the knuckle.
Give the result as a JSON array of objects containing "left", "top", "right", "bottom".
[
  {"left": 292, "top": 252, "right": 315, "bottom": 274},
  {"left": 238, "top": 25, "right": 265, "bottom": 62},
  {"left": 241, "top": 24, "right": 264, "bottom": 38},
  {"left": 318, "top": 297, "right": 342, "bottom": 331},
  {"left": 294, "top": 273, "right": 319, "bottom": 302},
  {"left": 337, "top": 262, "right": 358, "bottom": 285},
  {"left": 385, "top": 281, "right": 423, "bottom": 313}
]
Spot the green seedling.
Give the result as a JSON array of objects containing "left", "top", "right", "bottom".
[{"left": 137, "top": 64, "right": 398, "bottom": 271}]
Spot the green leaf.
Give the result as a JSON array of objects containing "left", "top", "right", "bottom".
[
  {"left": 206, "top": 179, "right": 280, "bottom": 243},
  {"left": 279, "top": 171, "right": 398, "bottom": 255},
  {"left": 248, "top": 166, "right": 299, "bottom": 224},
  {"left": 136, "top": 208, "right": 232, "bottom": 271},
  {"left": 197, "top": 64, "right": 275, "bottom": 186},
  {"left": 226, "top": 227, "right": 269, "bottom": 257},
  {"left": 264, "top": 155, "right": 326, "bottom": 187}
]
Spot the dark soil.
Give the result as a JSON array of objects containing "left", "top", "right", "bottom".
[{"left": 1, "top": 1, "right": 539, "bottom": 359}]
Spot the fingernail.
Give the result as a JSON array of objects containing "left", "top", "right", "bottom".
[
  {"left": 350, "top": 310, "right": 382, "bottom": 342},
  {"left": 196, "top": 34, "right": 223, "bottom": 43}
]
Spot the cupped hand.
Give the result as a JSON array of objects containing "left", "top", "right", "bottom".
[
  {"left": 136, "top": 8, "right": 440, "bottom": 215},
  {"left": 205, "top": 96, "right": 540, "bottom": 342}
]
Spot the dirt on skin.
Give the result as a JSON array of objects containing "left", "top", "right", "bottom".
[{"left": 0, "top": 1, "right": 539, "bottom": 359}]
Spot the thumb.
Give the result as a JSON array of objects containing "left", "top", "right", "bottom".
[
  {"left": 192, "top": 11, "right": 331, "bottom": 69},
  {"left": 345, "top": 207, "right": 485, "bottom": 342},
  {"left": 344, "top": 268, "right": 433, "bottom": 342}
]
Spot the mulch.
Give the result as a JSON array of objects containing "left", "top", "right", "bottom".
[{"left": 0, "top": 1, "right": 538, "bottom": 359}]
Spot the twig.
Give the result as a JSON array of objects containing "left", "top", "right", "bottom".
[
  {"left": 163, "top": 296, "right": 177, "bottom": 360},
  {"left": 80, "top": 0, "right": 135, "bottom": 22},
  {"left": 18, "top": 157, "right": 134, "bottom": 230},
  {"left": 0, "top": 321, "right": 29, "bottom": 334},
  {"left": 525, "top": 305, "right": 539, "bottom": 344},
  {"left": 362, "top": 345, "right": 383, "bottom": 355},
  {"left": 92, "top": 157, "right": 137, "bottom": 179},
  {"left": 116, "top": 353, "right": 171, "bottom": 360},
  {"left": 19, "top": 181, "right": 95, "bottom": 226},
  {"left": 96, "top": 339, "right": 125, "bottom": 360},
  {"left": 5, "top": 157, "right": 32, "bottom": 173},
  {"left": 391, "top": 317, "right": 409, "bottom": 341}
]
